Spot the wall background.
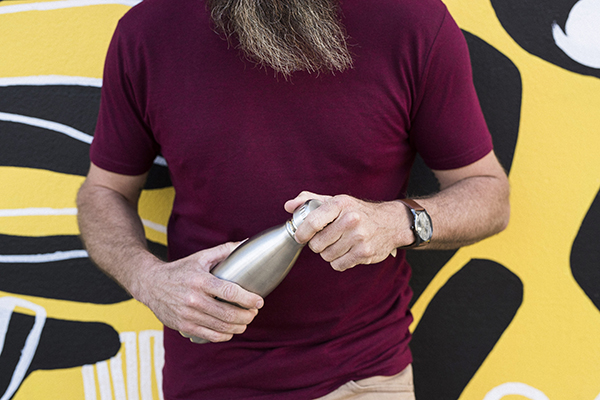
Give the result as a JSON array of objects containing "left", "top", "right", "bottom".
[{"left": 0, "top": 0, "right": 598, "bottom": 399}]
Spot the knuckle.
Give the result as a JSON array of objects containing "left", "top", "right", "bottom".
[
  {"left": 182, "top": 292, "right": 200, "bottom": 309},
  {"left": 220, "top": 282, "right": 239, "bottom": 302},
  {"left": 349, "top": 209, "right": 361, "bottom": 219},
  {"left": 217, "top": 306, "right": 238, "bottom": 324},
  {"left": 309, "top": 239, "right": 324, "bottom": 254},
  {"left": 213, "top": 318, "right": 235, "bottom": 333},
  {"left": 343, "top": 211, "right": 361, "bottom": 226},
  {"left": 304, "top": 217, "right": 321, "bottom": 233},
  {"left": 356, "top": 244, "right": 372, "bottom": 259},
  {"left": 177, "top": 306, "right": 196, "bottom": 324},
  {"left": 178, "top": 321, "right": 196, "bottom": 335},
  {"left": 198, "top": 273, "right": 218, "bottom": 292},
  {"left": 236, "top": 311, "right": 254, "bottom": 326}
]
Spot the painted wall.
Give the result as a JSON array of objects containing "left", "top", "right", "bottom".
[{"left": 0, "top": 1, "right": 598, "bottom": 400}]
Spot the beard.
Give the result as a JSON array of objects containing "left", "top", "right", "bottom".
[{"left": 207, "top": 0, "right": 353, "bottom": 76}]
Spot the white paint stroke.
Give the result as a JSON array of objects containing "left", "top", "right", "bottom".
[
  {"left": 82, "top": 365, "right": 98, "bottom": 400},
  {"left": 0, "top": 112, "right": 93, "bottom": 144},
  {"left": 120, "top": 332, "right": 140, "bottom": 400},
  {"left": 0, "top": 207, "right": 77, "bottom": 217},
  {"left": 83, "top": 331, "right": 163, "bottom": 400},
  {"left": 153, "top": 156, "right": 167, "bottom": 167},
  {"left": 139, "top": 330, "right": 164, "bottom": 400},
  {"left": 139, "top": 331, "right": 153, "bottom": 400},
  {"left": 0, "top": 75, "right": 102, "bottom": 88},
  {"left": 153, "top": 333, "right": 165, "bottom": 400},
  {"left": 0, "top": 112, "right": 167, "bottom": 166},
  {"left": 141, "top": 219, "right": 167, "bottom": 235},
  {"left": 96, "top": 361, "right": 113, "bottom": 400},
  {"left": 0, "top": 307, "right": 11, "bottom": 363},
  {"left": 109, "top": 353, "right": 127, "bottom": 400},
  {"left": 0, "top": 0, "right": 142, "bottom": 15},
  {"left": 0, "top": 297, "right": 47, "bottom": 400},
  {"left": 0, "top": 249, "right": 88, "bottom": 263},
  {"left": 552, "top": 0, "right": 600, "bottom": 69},
  {"left": 0, "top": 207, "right": 78, "bottom": 217},
  {"left": 483, "top": 382, "right": 550, "bottom": 400}
]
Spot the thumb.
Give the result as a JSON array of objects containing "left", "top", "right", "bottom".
[
  {"left": 284, "top": 191, "right": 331, "bottom": 213},
  {"left": 194, "top": 241, "right": 241, "bottom": 270}
]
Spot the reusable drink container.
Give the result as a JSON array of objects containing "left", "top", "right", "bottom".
[{"left": 187, "top": 199, "right": 322, "bottom": 344}]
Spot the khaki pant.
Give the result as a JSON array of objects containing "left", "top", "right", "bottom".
[{"left": 314, "top": 365, "right": 415, "bottom": 400}]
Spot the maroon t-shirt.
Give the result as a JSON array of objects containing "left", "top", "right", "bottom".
[{"left": 91, "top": 0, "right": 493, "bottom": 398}]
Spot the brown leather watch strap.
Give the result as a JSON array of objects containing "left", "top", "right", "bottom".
[
  {"left": 398, "top": 198, "right": 429, "bottom": 249},
  {"left": 398, "top": 198, "right": 425, "bottom": 211}
]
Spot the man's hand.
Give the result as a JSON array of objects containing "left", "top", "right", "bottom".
[
  {"left": 285, "top": 192, "right": 414, "bottom": 272},
  {"left": 138, "top": 241, "right": 264, "bottom": 343},
  {"left": 284, "top": 152, "right": 510, "bottom": 273},
  {"left": 77, "top": 163, "right": 263, "bottom": 344}
]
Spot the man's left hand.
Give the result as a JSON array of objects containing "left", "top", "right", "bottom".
[{"left": 285, "top": 192, "right": 413, "bottom": 271}]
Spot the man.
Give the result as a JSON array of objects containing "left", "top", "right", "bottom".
[{"left": 77, "top": 0, "right": 510, "bottom": 398}]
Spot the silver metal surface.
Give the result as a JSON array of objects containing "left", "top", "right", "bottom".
[{"left": 188, "top": 199, "right": 322, "bottom": 344}]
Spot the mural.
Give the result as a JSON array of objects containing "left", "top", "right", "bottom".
[
  {"left": 0, "top": 0, "right": 599, "bottom": 399},
  {"left": 0, "top": 1, "right": 170, "bottom": 399},
  {"left": 490, "top": 0, "right": 600, "bottom": 77}
]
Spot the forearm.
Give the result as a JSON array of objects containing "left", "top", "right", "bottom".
[
  {"left": 415, "top": 174, "right": 510, "bottom": 249},
  {"left": 77, "top": 181, "right": 161, "bottom": 299},
  {"left": 77, "top": 164, "right": 263, "bottom": 343}
]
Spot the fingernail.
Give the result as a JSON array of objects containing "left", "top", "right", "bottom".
[{"left": 256, "top": 299, "right": 264, "bottom": 309}]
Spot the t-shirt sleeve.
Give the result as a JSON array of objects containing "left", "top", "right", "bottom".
[
  {"left": 409, "top": 9, "right": 493, "bottom": 171},
  {"left": 90, "top": 22, "right": 160, "bottom": 176}
]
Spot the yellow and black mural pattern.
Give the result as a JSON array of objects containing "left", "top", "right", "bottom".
[{"left": 0, "top": 0, "right": 599, "bottom": 399}]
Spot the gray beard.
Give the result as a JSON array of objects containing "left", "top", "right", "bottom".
[{"left": 208, "top": 0, "right": 353, "bottom": 76}]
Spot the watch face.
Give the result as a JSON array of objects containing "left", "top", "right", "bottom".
[{"left": 415, "top": 211, "right": 433, "bottom": 241}]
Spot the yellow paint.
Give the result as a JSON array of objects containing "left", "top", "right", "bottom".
[
  {"left": 13, "top": 369, "right": 86, "bottom": 400},
  {"left": 0, "top": 167, "right": 82, "bottom": 209},
  {"left": 0, "top": 2, "right": 130, "bottom": 79},
  {"left": 0, "top": 167, "right": 172, "bottom": 242},
  {"left": 2, "top": 0, "right": 600, "bottom": 399},
  {"left": 0, "top": 3, "right": 165, "bottom": 398},
  {"left": 410, "top": 1, "right": 600, "bottom": 399},
  {"left": 139, "top": 187, "right": 175, "bottom": 246}
]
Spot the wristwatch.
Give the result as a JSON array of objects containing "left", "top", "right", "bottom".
[{"left": 399, "top": 199, "right": 433, "bottom": 248}]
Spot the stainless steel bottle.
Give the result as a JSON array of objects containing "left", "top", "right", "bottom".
[{"left": 188, "top": 199, "right": 322, "bottom": 343}]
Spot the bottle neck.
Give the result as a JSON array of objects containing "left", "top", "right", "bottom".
[{"left": 285, "top": 219, "right": 298, "bottom": 240}]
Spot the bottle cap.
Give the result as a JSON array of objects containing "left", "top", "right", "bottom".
[{"left": 290, "top": 199, "right": 322, "bottom": 233}]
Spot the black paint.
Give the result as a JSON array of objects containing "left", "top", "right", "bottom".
[
  {"left": 407, "top": 32, "right": 521, "bottom": 306},
  {"left": 406, "top": 249, "right": 457, "bottom": 308},
  {"left": 0, "top": 120, "right": 91, "bottom": 176},
  {"left": 0, "top": 313, "right": 120, "bottom": 399},
  {"left": 0, "top": 85, "right": 172, "bottom": 188},
  {"left": 411, "top": 259, "right": 523, "bottom": 400},
  {"left": 0, "top": 314, "right": 33, "bottom": 398},
  {"left": 571, "top": 189, "right": 600, "bottom": 311},
  {"left": 464, "top": 31, "right": 521, "bottom": 174},
  {"left": 491, "top": 0, "right": 600, "bottom": 78},
  {"left": 0, "top": 86, "right": 101, "bottom": 136},
  {"left": 0, "top": 234, "right": 167, "bottom": 304}
]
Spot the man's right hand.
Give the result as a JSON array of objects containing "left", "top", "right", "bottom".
[
  {"left": 77, "top": 163, "right": 263, "bottom": 344},
  {"left": 138, "top": 241, "right": 264, "bottom": 343}
]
